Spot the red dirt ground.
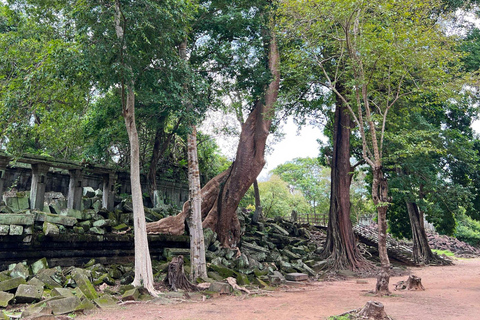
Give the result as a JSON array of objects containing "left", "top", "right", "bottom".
[{"left": 79, "top": 258, "right": 480, "bottom": 320}]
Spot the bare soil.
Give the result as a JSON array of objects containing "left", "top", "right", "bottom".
[{"left": 79, "top": 258, "right": 480, "bottom": 320}]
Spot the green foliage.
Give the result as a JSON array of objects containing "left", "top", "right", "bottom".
[
  {"left": 272, "top": 157, "right": 330, "bottom": 215},
  {"left": 455, "top": 213, "right": 480, "bottom": 247},
  {"left": 431, "top": 249, "right": 455, "bottom": 257},
  {"left": 241, "top": 175, "right": 311, "bottom": 219}
]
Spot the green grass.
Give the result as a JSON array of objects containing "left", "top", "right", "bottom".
[{"left": 432, "top": 249, "right": 455, "bottom": 257}]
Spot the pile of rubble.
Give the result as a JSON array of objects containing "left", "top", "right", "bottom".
[{"left": 427, "top": 232, "right": 480, "bottom": 258}]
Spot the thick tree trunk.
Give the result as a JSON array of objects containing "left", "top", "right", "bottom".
[
  {"left": 165, "top": 255, "right": 197, "bottom": 291},
  {"left": 406, "top": 201, "right": 437, "bottom": 265},
  {"left": 358, "top": 301, "right": 388, "bottom": 320},
  {"left": 372, "top": 167, "right": 391, "bottom": 296},
  {"left": 186, "top": 126, "right": 207, "bottom": 281},
  {"left": 124, "top": 86, "right": 157, "bottom": 295},
  {"left": 147, "top": 24, "right": 280, "bottom": 248},
  {"left": 321, "top": 90, "right": 366, "bottom": 270}
]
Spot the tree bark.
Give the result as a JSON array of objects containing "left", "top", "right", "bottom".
[
  {"left": 124, "top": 85, "right": 157, "bottom": 295},
  {"left": 165, "top": 255, "right": 197, "bottom": 291},
  {"left": 320, "top": 88, "right": 366, "bottom": 270},
  {"left": 146, "top": 21, "right": 280, "bottom": 248},
  {"left": 115, "top": 0, "right": 156, "bottom": 296},
  {"left": 372, "top": 167, "right": 391, "bottom": 296},
  {"left": 252, "top": 179, "right": 263, "bottom": 224},
  {"left": 358, "top": 301, "right": 388, "bottom": 320},
  {"left": 406, "top": 201, "right": 437, "bottom": 265},
  {"left": 186, "top": 125, "right": 207, "bottom": 281}
]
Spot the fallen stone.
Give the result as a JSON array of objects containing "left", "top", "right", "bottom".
[
  {"left": 10, "top": 263, "right": 29, "bottom": 279},
  {"left": 269, "top": 271, "right": 286, "bottom": 285},
  {"left": 15, "top": 284, "right": 43, "bottom": 303},
  {"left": 209, "top": 281, "right": 232, "bottom": 294},
  {"left": 0, "top": 214, "right": 34, "bottom": 226},
  {"left": 47, "top": 296, "right": 82, "bottom": 315},
  {"left": 30, "top": 258, "right": 48, "bottom": 276},
  {"left": 35, "top": 212, "right": 77, "bottom": 227},
  {"left": 121, "top": 288, "right": 139, "bottom": 301},
  {"left": 35, "top": 269, "right": 62, "bottom": 289},
  {"left": 0, "top": 291, "right": 14, "bottom": 307},
  {"left": 163, "top": 248, "right": 190, "bottom": 259},
  {"left": 43, "top": 222, "right": 59, "bottom": 236},
  {"left": 4, "top": 195, "right": 29, "bottom": 212},
  {"left": 285, "top": 273, "right": 308, "bottom": 281},
  {"left": 60, "top": 208, "right": 91, "bottom": 220},
  {"left": 93, "top": 219, "right": 111, "bottom": 228},
  {"left": 270, "top": 223, "right": 290, "bottom": 236},
  {"left": 26, "top": 278, "right": 44, "bottom": 288},
  {"left": 72, "top": 268, "right": 98, "bottom": 300},
  {"left": 241, "top": 241, "right": 270, "bottom": 253},
  {"left": 89, "top": 226, "right": 105, "bottom": 235},
  {"left": 93, "top": 294, "right": 118, "bottom": 309},
  {"left": 83, "top": 187, "right": 95, "bottom": 198},
  {"left": 50, "top": 288, "right": 75, "bottom": 298},
  {"left": 0, "top": 277, "right": 26, "bottom": 292}
]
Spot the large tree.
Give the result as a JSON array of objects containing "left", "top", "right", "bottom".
[
  {"left": 279, "top": 0, "right": 461, "bottom": 294},
  {"left": 147, "top": 1, "right": 280, "bottom": 248}
]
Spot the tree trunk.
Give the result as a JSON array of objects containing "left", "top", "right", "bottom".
[
  {"left": 124, "top": 85, "right": 157, "bottom": 295},
  {"left": 406, "top": 201, "right": 437, "bottom": 265},
  {"left": 165, "top": 255, "right": 197, "bottom": 291},
  {"left": 321, "top": 89, "right": 366, "bottom": 270},
  {"left": 358, "top": 301, "right": 388, "bottom": 320},
  {"left": 147, "top": 127, "right": 164, "bottom": 206},
  {"left": 372, "top": 167, "right": 391, "bottom": 296},
  {"left": 252, "top": 179, "right": 263, "bottom": 224},
  {"left": 147, "top": 22, "right": 280, "bottom": 248},
  {"left": 186, "top": 125, "right": 207, "bottom": 281}
]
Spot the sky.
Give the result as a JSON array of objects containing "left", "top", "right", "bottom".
[{"left": 200, "top": 112, "right": 326, "bottom": 181}]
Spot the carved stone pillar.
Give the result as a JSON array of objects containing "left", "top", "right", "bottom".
[
  {"left": 30, "top": 164, "right": 50, "bottom": 211},
  {"left": 67, "top": 169, "right": 83, "bottom": 210},
  {"left": 102, "top": 173, "right": 116, "bottom": 211}
]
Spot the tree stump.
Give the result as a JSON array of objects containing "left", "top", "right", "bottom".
[
  {"left": 374, "top": 270, "right": 390, "bottom": 295},
  {"left": 358, "top": 301, "right": 388, "bottom": 320},
  {"left": 165, "top": 255, "right": 197, "bottom": 291},
  {"left": 406, "top": 275, "right": 425, "bottom": 290}
]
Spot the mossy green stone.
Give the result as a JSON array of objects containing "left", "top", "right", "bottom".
[
  {"left": 10, "top": 263, "right": 29, "bottom": 279},
  {"left": 72, "top": 268, "right": 98, "bottom": 300},
  {"left": 14, "top": 284, "right": 43, "bottom": 303},
  {"left": 121, "top": 288, "right": 139, "bottom": 301},
  {"left": 47, "top": 296, "right": 82, "bottom": 315},
  {"left": 93, "top": 294, "right": 118, "bottom": 309},
  {"left": 0, "top": 277, "right": 26, "bottom": 292},
  {"left": 0, "top": 291, "right": 14, "bottom": 307}
]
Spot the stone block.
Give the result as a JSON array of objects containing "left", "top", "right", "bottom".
[
  {"left": 35, "top": 212, "right": 77, "bottom": 227},
  {"left": 93, "top": 294, "right": 118, "bottom": 309},
  {"left": 236, "top": 273, "right": 250, "bottom": 286},
  {"left": 43, "top": 222, "right": 59, "bottom": 236},
  {"left": 209, "top": 281, "right": 232, "bottom": 294},
  {"left": 15, "top": 284, "right": 43, "bottom": 303},
  {"left": 0, "top": 291, "right": 14, "bottom": 307},
  {"left": 9, "top": 225, "right": 23, "bottom": 235},
  {"left": 121, "top": 288, "right": 139, "bottom": 301},
  {"left": 49, "top": 198, "right": 67, "bottom": 214},
  {"left": 0, "top": 271, "right": 10, "bottom": 282},
  {"left": 89, "top": 226, "right": 105, "bottom": 235},
  {"left": 270, "top": 223, "right": 290, "bottom": 236},
  {"left": 241, "top": 241, "right": 270, "bottom": 253},
  {"left": 93, "top": 219, "right": 111, "bottom": 228},
  {"left": 269, "top": 271, "right": 286, "bottom": 285},
  {"left": 50, "top": 287, "right": 75, "bottom": 298},
  {"left": 285, "top": 272, "right": 308, "bottom": 281},
  {"left": 0, "top": 225, "right": 9, "bottom": 235},
  {"left": 92, "top": 200, "right": 102, "bottom": 213},
  {"left": 47, "top": 296, "right": 82, "bottom": 315},
  {"left": 0, "top": 277, "right": 26, "bottom": 292},
  {"left": 31, "top": 258, "right": 49, "bottom": 275},
  {"left": 10, "top": 263, "right": 30, "bottom": 279},
  {"left": 35, "top": 269, "right": 62, "bottom": 289},
  {"left": 83, "top": 187, "right": 95, "bottom": 198},
  {"left": 0, "top": 214, "right": 35, "bottom": 226},
  {"left": 163, "top": 248, "right": 190, "bottom": 259},
  {"left": 60, "top": 208, "right": 91, "bottom": 220},
  {"left": 4, "top": 195, "right": 29, "bottom": 212},
  {"left": 72, "top": 268, "right": 98, "bottom": 300},
  {"left": 27, "top": 277, "right": 45, "bottom": 288}
]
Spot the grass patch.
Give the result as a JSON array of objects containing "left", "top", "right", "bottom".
[{"left": 432, "top": 249, "right": 455, "bottom": 257}]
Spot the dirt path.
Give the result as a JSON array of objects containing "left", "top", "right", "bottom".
[{"left": 79, "top": 258, "right": 480, "bottom": 320}]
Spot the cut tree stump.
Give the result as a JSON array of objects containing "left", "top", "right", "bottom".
[
  {"left": 165, "top": 255, "right": 197, "bottom": 291},
  {"left": 394, "top": 275, "right": 425, "bottom": 291},
  {"left": 358, "top": 301, "right": 388, "bottom": 320}
]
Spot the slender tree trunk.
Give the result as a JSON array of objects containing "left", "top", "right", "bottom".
[
  {"left": 147, "top": 127, "right": 164, "bottom": 205},
  {"left": 147, "top": 21, "right": 280, "bottom": 248},
  {"left": 186, "top": 126, "right": 207, "bottom": 281},
  {"left": 406, "top": 201, "right": 436, "bottom": 265},
  {"left": 124, "top": 85, "right": 157, "bottom": 295},
  {"left": 115, "top": 0, "right": 156, "bottom": 295},
  {"left": 372, "top": 167, "right": 390, "bottom": 295},
  {"left": 321, "top": 87, "right": 366, "bottom": 270}
]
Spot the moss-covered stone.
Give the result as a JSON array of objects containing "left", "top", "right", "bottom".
[
  {"left": 35, "top": 269, "right": 62, "bottom": 289},
  {"left": 8, "top": 225, "right": 23, "bottom": 235},
  {"left": 43, "top": 221, "right": 59, "bottom": 236},
  {"left": 10, "top": 263, "right": 29, "bottom": 279},
  {"left": 93, "top": 294, "right": 118, "bottom": 309},
  {"left": 0, "top": 225, "right": 9, "bottom": 235},
  {"left": 0, "top": 214, "right": 34, "bottom": 226},
  {"left": 209, "top": 264, "right": 236, "bottom": 278},
  {"left": 50, "top": 287, "right": 75, "bottom": 298},
  {"left": 121, "top": 288, "right": 139, "bottom": 301},
  {"left": 236, "top": 273, "right": 250, "bottom": 286},
  {"left": 60, "top": 208, "right": 91, "bottom": 220},
  {"left": 47, "top": 296, "right": 82, "bottom": 314},
  {"left": 0, "top": 291, "right": 14, "bottom": 307},
  {"left": 0, "top": 277, "right": 26, "bottom": 292},
  {"left": 72, "top": 268, "right": 98, "bottom": 300},
  {"left": 89, "top": 226, "right": 105, "bottom": 235},
  {"left": 14, "top": 284, "right": 43, "bottom": 303}
]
